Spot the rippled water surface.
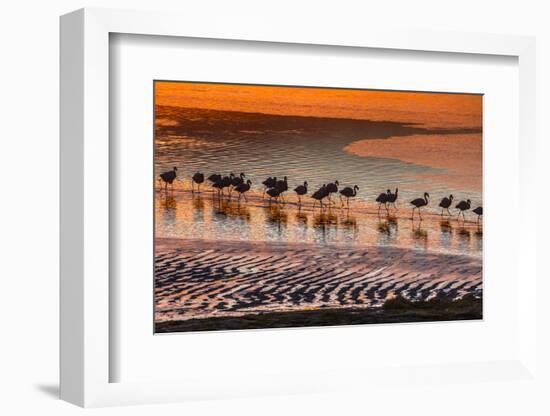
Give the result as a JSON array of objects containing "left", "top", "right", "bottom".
[{"left": 155, "top": 106, "right": 482, "bottom": 257}]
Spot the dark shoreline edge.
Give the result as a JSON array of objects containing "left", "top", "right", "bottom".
[
  {"left": 155, "top": 296, "right": 482, "bottom": 333},
  {"left": 156, "top": 105, "right": 482, "bottom": 139}
]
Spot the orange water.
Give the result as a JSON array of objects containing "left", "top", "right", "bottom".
[
  {"left": 156, "top": 82, "right": 482, "bottom": 130},
  {"left": 155, "top": 82, "right": 482, "bottom": 257}
]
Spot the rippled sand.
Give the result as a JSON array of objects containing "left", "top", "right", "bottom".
[{"left": 155, "top": 238, "right": 482, "bottom": 323}]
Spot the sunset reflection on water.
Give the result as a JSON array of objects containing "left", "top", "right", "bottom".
[{"left": 155, "top": 190, "right": 482, "bottom": 258}]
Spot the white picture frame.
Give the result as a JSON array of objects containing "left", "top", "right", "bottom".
[{"left": 60, "top": 7, "right": 538, "bottom": 407}]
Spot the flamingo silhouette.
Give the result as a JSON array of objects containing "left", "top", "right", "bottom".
[
  {"left": 235, "top": 179, "right": 252, "bottom": 202},
  {"left": 376, "top": 189, "right": 391, "bottom": 214},
  {"left": 191, "top": 172, "right": 204, "bottom": 193},
  {"left": 229, "top": 172, "right": 246, "bottom": 197},
  {"left": 325, "top": 180, "right": 339, "bottom": 205},
  {"left": 473, "top": 206, "right": 483, "bottom": 223},
  {"left": 293, "top": 181, "right": 308, "bottom": 205},
  {"left": 339, "top": 185, "right": 359, "bottom": 208},
  {"left": 311, "top": 184, "right": 329, "bottom": 209},
  {"left": 213, "top": 173, "right": 234, "bottom": 198},
  {"left": 159, "top": 167, "right": 177, "bottom": 191},
  {"left": 455, "top": 199, "right": 471, "bottom": 221},
  {"left": 208, "top": 173, "right": 221, "bottom": 183},
  {"left": 439, "top": 194, "right": 454, "bottom": 216},
  {"left": 387, "top": 188, "right": 399, "bottom": 210},
  {"left": 266, "top": 186, "right": 283, "bottom": 204},
  {"left": 208, "top": 173, "right": 222, "bottom": 194},
  {"left": 262, "top": 176, "right": 277, "bottom": 198},
  {"left": 410, "top": 192, "right": 430, "bottom": 220},
  {"left": 275, "top": 176, "right": 289, "bottom": 201}
]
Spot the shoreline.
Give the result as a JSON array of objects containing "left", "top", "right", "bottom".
[
  {"left": 155, "top": 296, "right": 482, "bottom": 333},
  {"left": 155, "top": 235, "right": 480, "bottom": 258}
]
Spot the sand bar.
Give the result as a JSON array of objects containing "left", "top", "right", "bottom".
[{"left": 155, "top": 238, "right": 482, "bottom": 323}]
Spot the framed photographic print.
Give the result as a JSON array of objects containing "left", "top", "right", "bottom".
[{"left": 60, "top": 7, "right": 539, "bottom": 408}]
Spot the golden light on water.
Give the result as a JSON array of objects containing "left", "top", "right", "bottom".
[
  {"left": 155, "top": 187, "right": 482, "bottom": 257},
  {"left": 155, "top": 81, "right": 482, "bottom": 129}
]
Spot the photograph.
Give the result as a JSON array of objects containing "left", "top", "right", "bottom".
[{"left": 154, "top": 81, "right": 483, "bottom": 333}]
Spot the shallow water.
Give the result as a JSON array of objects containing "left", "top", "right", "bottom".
[
  {"left": 155, "top": 190, "right": 482, "bottom": 258},
  {"left": 156, "top": 107, "right": 481, "bottom": 200},
  {"left": 155, "top": 106, "right": 482, "bottom": 257}
]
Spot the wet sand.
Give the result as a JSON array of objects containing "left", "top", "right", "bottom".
[{"left": 155, "top": 237, "right": 482, "bottom": 326}]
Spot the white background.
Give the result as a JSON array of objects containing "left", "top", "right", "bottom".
[{"left": 1, "top": 1, "right": 549, "bottom": 415}]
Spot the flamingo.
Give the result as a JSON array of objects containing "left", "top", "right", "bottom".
[
  {"left": 221, "top": 173, "right": 235, "bottom": 196},
  {"left": 212, "top": 178, "right": 224, "bottom": 197},
  {"left": 230, "top": 172, "right": 246, "bottom": 196},
  {"left": 325, "top": 180, "right": 339, "bottom": 205},
  {"left": 232, "top": 172, "right": 246, "bottom": 187},
  {"left": 311, "top": 184, "right": 329, "bottom": 209},
  {"left": 159, "top": 167, "right": 177, "bottom": 191},
  {"left": 387, "top": 188, "right": 399, "bottom": 210},
  {"left": 293, "top": 181, "right": 308, "bottom": 205},
  {"left": 455, "top": 199, "right": 471, "bottom": 221},
  {"left": 208, "top": 173, "right": 221, "bottom": 184},
  {"left": 266, "top": 186, "right": 283, "bottom": 204},
  {"left": 410, "top": 192, "right": 430, "bottom": 220},
  {"left": 191, "top": 172, "right": 204, "bottom": 193},
  {"left": 376, "top": 189, "right": 391, "bottom": 213},
  {"left": 439, "top": 194, "right": 454, "bottom": 216},
  {"left": 262, "top": 176, "right": 277, "bottom": 198},
  {"left": 275, "top": 176, "right": 289, "bottom": 201},
  {"left": 339, "top": 185, "right": 359, "bottom": 208},
  {"left": 473, "top": 206, "right": 483, "bottom": 223},
  {"left": 235, "top": 179, "right": 252, "bottom": 202},
  {"left": 213, "top": 173, "right": 234, "bottom": 197},
  {"left": 208, "top": 173, "right": 222, "bottom": 194}
]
